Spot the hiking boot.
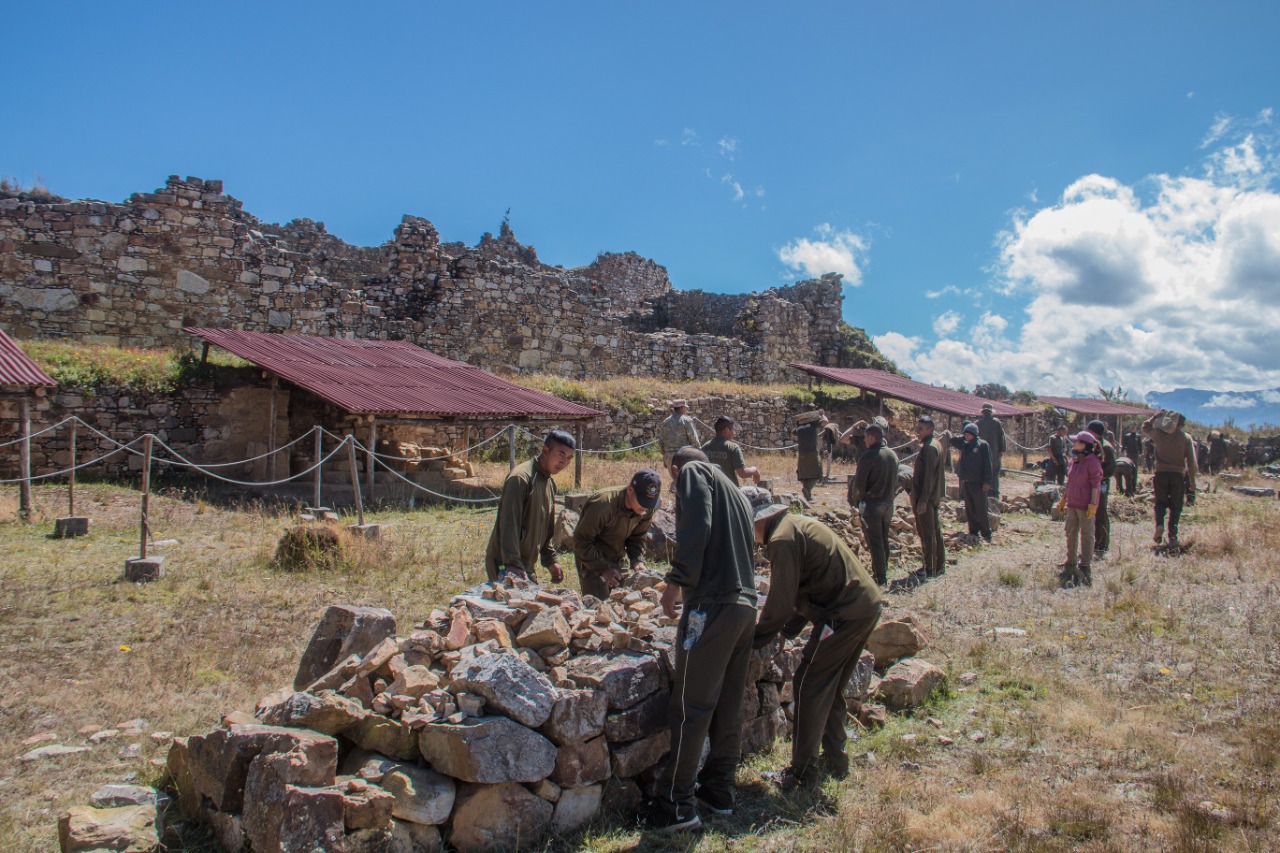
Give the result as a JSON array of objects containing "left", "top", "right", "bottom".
[
  {"left": 1153, "top": 526, "right": 1163, "bottom": 545},
  {"left": 1057, "top": 562, "right": 1079, "bottom": 587},
  {"left": 694, "top": 786, "right": 734, "bottom": 816},
  {"left": 824, "top": 753, "right": 850, "bottom": 780},
  {"left": 1078, "top": 565, "right": 1093, "bottom": 586},
  {"left": 1093, "top": 549, "right": 1108, "bottom": 561},
  {"left": 763, "top": 768, "right": 821, "bottom": 793},
  {"left": 636, "top": 799, "right": 702, "bottom": 832},
  {"left": 925, "top": 566, "right": 946, "bottom": 578}
]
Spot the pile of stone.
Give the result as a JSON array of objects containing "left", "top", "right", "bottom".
[
  {"left": 813, "top": 506, "right": 924, "bottom": 564},
  {"left": 156, "top": 581, "right": 805, "bottom": 853},
  {"left": 377, "top": 440, "right": 478, "bottom": 485}
]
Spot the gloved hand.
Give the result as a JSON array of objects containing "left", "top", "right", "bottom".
[
  {"left": 1086, "top": 504, "right": 1097, "bottom": 519},
  {"left": 1055, "top": 499, "right": 1066, "bottom": 513}
]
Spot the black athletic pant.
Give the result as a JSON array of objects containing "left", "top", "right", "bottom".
[
  {"left": 961, "top": 481, "right": 991, "bottom": 540},
  {"left": 1153, "top": 471, "right": 1185, "bottom": 540}
]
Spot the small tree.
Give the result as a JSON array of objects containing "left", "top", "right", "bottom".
[{"left": 973, "top": 383, "right": 1011, "bottom": 401}]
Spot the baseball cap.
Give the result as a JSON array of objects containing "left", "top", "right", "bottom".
[
  {"left": 741, "top": 486, "right": 788, "bottom": 522},
  {"left": 1074, "top": 431, "right": 1097, "bottom": 446},
  {"left": 629, "top": 469, "right": 662, "bottom": 510},
  {"left": 916, "top": 415, "right": 934, "bottom": 426}
]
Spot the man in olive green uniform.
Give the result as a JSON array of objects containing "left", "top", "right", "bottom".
[
  {"left": 659, "top": 400, "right": 700, "bottom": 470},
  {"left": 700, "top": 416, "right": 759, "bottom": 486},
  {"left": 909, "top": 415, "right": 946, "bottom": 579},
  {"left": 572, "top": 469, "right": 660, "bottom": 599},
  {"left": 1048, "top": 425, "right": 1070, "bottom": 485},
  {"left": 1086, "top": 420, "right": 1116, "bottom": 557},
  {"left": 848, "top": 418, "right": 899, "bottom": 586},
  {"left": 484, "top": 429, "right": 576, "bottom": 583},
  {"left": 975, "top": 402, "right": 1006, "bottom": 499},
  {"left": 643, "top": 447, "right": 757, "bottom": 831},
  {"left": 794, "top": 412, "right": 823, "bottom": 502},
  {"left": 747, "top": 487, "right": 882, "bottom": 789}
]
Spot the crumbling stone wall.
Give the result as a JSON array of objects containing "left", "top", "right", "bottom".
[{"left": 0, "top": 176, "right": 847, "bottom": 382}]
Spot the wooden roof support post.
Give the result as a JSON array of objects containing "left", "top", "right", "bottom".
[
  {"left": 18, "top": 398, "right": 31, "bottom": 521},
  {"left": 574, "top": 423, "right": 583, "bottom": 489},
  {"left": 268, "top": 377, "right": 280, "bottom": 481},
  {"left": 366, "top": 416, "right": 377, "bottom": 506}
]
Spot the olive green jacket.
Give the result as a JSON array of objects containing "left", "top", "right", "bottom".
[
  {"left": 910, "top": 434, "right": 946, "bottom": 505},
  {"left": 849, "top": 441, "right": 899, "bottom": 505},
  {"left": 484, "top": 459, "right": 556, "bottom": 580},
  {"left": 755, "top": 514, "right": 881, "bottom": 644},
  {"left": 666, "top": 461, "right": 757, "bottom": 607},
  {"left": 572, "top": 486, "right": 654, "bottom": 572},
  {"left": 701, "top": 436, "right": 746, "bottom": 485}
]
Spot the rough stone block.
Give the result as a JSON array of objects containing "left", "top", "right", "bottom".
[
  {"left": 342, "top": 782, "right": 395, "bottom": 831},
  {"left": 517, "top": 607, "right": 571, "bottom": 649},
  {"left": 564, "top": 651, "right": 662, "bottom": 710},
  {"left": 875, "top": 658, "right": 947, "bottom": 711},
  {"left": 549, "top": 734, "right": 610, "bottom": 788},
  {"left": 294, "top": 604, "right": 396, "bottom": 691},
  {"left": 124, "top": 556, "right": 164, "bottom": 583},
  {"left": 538, "top": 689, "right": 607, "bottom": 746},
  {"left": 450, "top": 652, "right": 556, "bottom": 728},
  {"left": 89, "top": 785, "right": 168, "bottom": 810},
  {"left": 609, "top": 729, "right": 670, "bottom": 778},
  {"left": 552, "top": 784, "right": 603, "bottom": 835},
  {"left": 866, "top": 617, "right": 926, "bottom": 669},
  {"left": 842, "top": 649, "right": 877, "bottom": 705},
  {"left": 391, "top": 819, "right": 443, "bottom": 853},
  {"left": 381, "top": 763, "right": 456, "bottom": 826},
  {"left": 604, "top": 688, "right": 667, "bottom": 743},
  {"left": 243, "top": 748, "right": 335, "bottom": 852},
  {"left": 58, "top": 805, "right": 159, "bottom": 853},
  {"left": 417, "top": 716, "right": 557, "bottom": 784},
  {"left": 254, "top": 689, "right": 368, "bottom": 735},
  {"left": 186, "top": 723, "right": 337, "bottom": 813},
  {"left": 448, "top": 783, "right": 553, "bottom": 853},
  {"left": 165, "top": 737, "right": 199, "bottom": 819},
  {"left": 346, "top": 715, "right": 419, "bottom": 760},
  {"left": 349, "top": 523, "right": 384, "bottom": 539}
]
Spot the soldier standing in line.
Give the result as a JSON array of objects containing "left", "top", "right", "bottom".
[
  {"left": 700, "top": 416, "right": 760, "bottom": 486},
  {"left": 793, "top": 411, "right": 824, "bottom": 502},
  {"left": 571, "top": 469, "right": 660, "bottom": 600},
  {"left": 659, "top": 400, "right": 700, "bottom": 472},
  {"left": 909, "top": 415, "right": 946, "bottom": 580},
  {"left": 642, "top": 447, "right": 757, "bottom": 831},
  {"left": 1086, "top": 420, "right": 1116, "bottom": 558},
  {"left": 946, "top": 423, "right": 994, "bottom": 543},
  {"left": 1048, "top": 425, "right": 1070, "bottom": 485},
  {"left": 847, "top": 417, "right": 899, "bottom": 585},
  {"left": 745, "top": 487, "right": 882, "bottom": 791},
  {"left": 484, "top": 429, "right": 575, "bottom": 583},
  {"left": 975, "top": 402, "right": 1006, "bottom": 499}
]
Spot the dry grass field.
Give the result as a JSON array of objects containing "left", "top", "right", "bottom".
[{"left": 1, "top": 451, "right": 1277, "bottom": 851}]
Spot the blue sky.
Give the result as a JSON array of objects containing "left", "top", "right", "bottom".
[{"left": 4, "top": 2, "right": 1280, "bottom": 400}]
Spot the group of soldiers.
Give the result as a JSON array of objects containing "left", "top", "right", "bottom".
[{"left": 486, "top": 414, "right": 886, "bottom": 830}]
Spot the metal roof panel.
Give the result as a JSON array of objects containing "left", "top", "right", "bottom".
[
  {"left": 1037, "top": 396, "right": 1153, "bottom": 416},
  {"left": 0, "top": 329, "right": 57, "bottom": 388},
  {"left": 789, "top": 364, "right": 1037, "bottom": 418}
]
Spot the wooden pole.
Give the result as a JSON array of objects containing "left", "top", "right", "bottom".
[
  {"left": 313, "top": 426, "right": 323, "bottom": 509},
  {"left": 346, "top": 436, "right": 364, "bottom": 526},
  {"left": 268, "top": 377, "right": 279, "bottom": 481},
  {"left": 508, "top": 424, "right": 517, "bottom": 472},
  {"left": 140, "top": 435, "right": 153, "bottom": 559},
  {"left": 366, "top": 416, "right": 377, "bottom": 505},
  {"left": 69, "top": 419, "right": 77, "bottom": 517},
  {"left": 1022, "top": 417, "right": 1029, "bottom": 468},
  {"left": 18, "top": 398, "right": 32, "bottom": 521},
  {"left": 574, "top": 423, "right": 583, "bottom": 489}
]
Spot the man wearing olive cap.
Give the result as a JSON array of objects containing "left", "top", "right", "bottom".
[
  {"left": 975, "top": 402, "right": 1006, "bottom": 499},
  {"left": 659, "top": 400, "right": 700, "bottom": 472},
  {"left": 847, "top": 416, "right": 899, "bottom": 585}
]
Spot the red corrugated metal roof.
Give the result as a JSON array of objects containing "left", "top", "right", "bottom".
[
  {"left": 0, "top": 329, "right": 57, "bottom": 388},
  {"left": 790, "top": 364, "right": 1037, "bottom": 417},
  {"left": 1037, "top": 396, "right": 1153, "bottom": 416},
  {"left": 185, "top": 328, "right": 602, "bottom": 420}
]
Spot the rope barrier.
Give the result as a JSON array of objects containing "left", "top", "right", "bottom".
[
  {"left": 1008, "top": 438, "right": 1051, "bottom": 451},
  {"left": 0, "top": 416, "right": 80, "bottom": 448},
  {"left": 0, "top": 440, "right": 142, "bottom": 484},
  {"left": 171, "top": 425, "right": 322, "bottom": 469},
  {"left": 516, "top": 426, "right": 660, "bottom": 455},
  {"left": 148, "top": 435, "right": 352, "bottom": 487},
  {"left": 366, "top": 452, "right": 502, "bottom": 505},
  {"left": 320, "top": 425, "right": 513, "bottom": 462}
]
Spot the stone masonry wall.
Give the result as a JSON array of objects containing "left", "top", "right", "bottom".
[{"left": 0, "top": 176, "right": 848, "bottom": 383}]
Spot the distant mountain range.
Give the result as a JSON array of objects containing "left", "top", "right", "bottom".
[{"left": 1144, "top": 388, "right": 1280, "bottom": 430}]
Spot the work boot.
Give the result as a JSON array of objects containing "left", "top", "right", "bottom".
[
  {"left": 1057, "top": 562, "right": 1078, "bottom": 587},
  {"left": 1153, "top": 526, "right": 1163, "bottom": 545},
  {"left": 1078, "top": 565, "right": 1092, "bottom": 586},
  {"left": 763, "top": 768, "right": 820, "bottom": 793}
]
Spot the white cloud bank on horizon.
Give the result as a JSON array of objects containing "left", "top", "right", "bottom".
[
  {"left": 874, "top": 110, "right": 1280, "bottom": 398},
  {"left": 777, "top": 224, "right": 869, "bottom": 285}
]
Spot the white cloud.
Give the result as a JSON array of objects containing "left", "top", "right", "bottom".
[
  {"left": 654, "top": 138, "right": 669, "bottom": 147},
  {"left": 1261, "top": 389, "right": 1280, "bottom": 403},
  {"left": 1206, "top": 393, "right": 1258, "bottom": 408},
  {"left": 932, "top": 311, "right": 962, "bottom": 336},
  {"left": 871, "top": 331, "right": 919, "bottom": 366},
  {"left": 720, "top": 174, "right": 745, "bottom": 202},
  {"left": 718, "top": 137, "right": 738, "bottom": 160},
  {"left": 681, "top": 127, "right": 698, "bottom": 146},
  {"left": 891, "top": 113, "right": 1280, "bottom": 397},
  {"left": 1202, "top": 113, "right": 1232, "bottom": 147},
  {"left": 777, "top": 224, "right": 870, "bottom": 284}
]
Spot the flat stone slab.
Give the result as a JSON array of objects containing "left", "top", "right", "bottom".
[
  {"left": 417, "top": 716, "right": 556, "bottom": 784},
  {"left": 1232, "top": 486, "right": 1275, "bottom": 497},
  {"left": 348, "top": 523, "right": 384, "bottom": 539}
]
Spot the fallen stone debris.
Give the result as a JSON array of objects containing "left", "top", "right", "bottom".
[{"left": 56, "top": 581, "right": 945, "bottom": 852}]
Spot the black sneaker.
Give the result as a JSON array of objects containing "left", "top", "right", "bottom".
[
  {"left": 636, "top": 799, "right": 702, "bottom": 832},
  {"left": 695, "top": 786, "right": 734, "bottom": 816}
]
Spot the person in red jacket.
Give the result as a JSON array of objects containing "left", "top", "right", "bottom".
[{"left": 1055, "top": 431, "right": 1102, "bottom": 588}]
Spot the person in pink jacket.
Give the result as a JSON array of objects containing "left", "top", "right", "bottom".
[{"left": 1055, "top": 431, "right": 1103, "bottom": 587}]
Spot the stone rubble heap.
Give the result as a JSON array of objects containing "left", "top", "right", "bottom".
[{"left": 156, "top": 579, "right": 813, "bottom": 853}]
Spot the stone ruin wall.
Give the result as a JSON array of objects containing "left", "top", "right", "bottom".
[{"left": 0, "top": 175, "right": 847, "bottom": 383}]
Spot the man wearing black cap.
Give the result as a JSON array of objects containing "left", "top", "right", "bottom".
[
  {"left": 485, "top": 429, "right": 576, "bottom": 583},
  {"left": 947, "top": 423, "right": 993, "bottom": 542},
  {"left": 572, "top": 469, "right": 661, "bottom": 599},
  {"left": 848, "top": 417, "right": 899, "bottom": 585},
  {"left": 642, "top": 447, "right": 757, "bottom": 831},
  {"left": 745, "top": 486, "right": 882, "bottom": 790},
  {"left": 910, "top": 415, "right": 946, "bottom": 577},
  {"left": 1086, "top": 420, "right": 1116, "bottom": 557},
  {"left": 975, "top": 402, "right": 1006, "bottom": 499}
]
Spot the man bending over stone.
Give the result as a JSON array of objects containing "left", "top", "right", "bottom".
[
  {"left": 571, "top": 468, "right": 660, "bottom": 599},
  {"left": 484, "top": 429, "right": 575, "bottom": 583},
  {"left": 640, "top": 447, "right": 757, "bottom": 832},
  {"left": 746, "top": 487, "right": 882, "bottom": 790}
]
